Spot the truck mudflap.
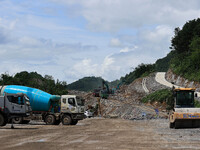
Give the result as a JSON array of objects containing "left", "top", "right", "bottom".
[{"left": 71, "top": 113, "right": 86, "bottom": 120}]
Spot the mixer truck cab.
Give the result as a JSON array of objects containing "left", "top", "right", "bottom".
[
  {"left": 61, "top": 95, "right": 85, "bottom": 113},
  {"left": 59, "top": 95, "right": 85, "bottom": 125}
]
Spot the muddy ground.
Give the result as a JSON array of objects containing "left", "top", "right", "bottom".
[{"left": 1, "top": 118, "right": 200, "bottom": 150}]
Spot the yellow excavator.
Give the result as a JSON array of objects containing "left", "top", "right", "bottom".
[{"left": 169, "top": 88, "right": 200, "bottom": 129}]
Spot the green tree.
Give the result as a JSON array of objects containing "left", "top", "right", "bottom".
[
  {"left": 171, "top": 18, "right": 200, "bottom": 54},
  {"left": 169, "top": 18, "right": 200, "bottom": 81},
  {"left": 0, "top": 71, "right": 68, "bottom": 95},
  {"left": 121, "top": 63, "right": 155, "bottom": 84}
]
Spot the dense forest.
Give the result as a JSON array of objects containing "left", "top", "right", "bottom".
[
  {"left": 67, "top": 77, "right": 103, "bottom": 91},
  {"left": 0, "top": 71, "right": 68, "bottom": 95},
  {"left": 170, "top": 18, "right": 200, "bottom": 81}
]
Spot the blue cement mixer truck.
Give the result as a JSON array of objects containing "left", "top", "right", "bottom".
[{"left": 0, "top": 85, "right": 85, "bottom": 125}]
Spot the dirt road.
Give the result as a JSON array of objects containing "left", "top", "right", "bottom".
[{"left": 1, "top": 118, "right": 200, "bottom": 150}]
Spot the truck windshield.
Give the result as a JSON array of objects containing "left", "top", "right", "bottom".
[
  {"left": 76, "top": 97, "right": 84, "bottom": 106},
  {"left": 176, "top": 91, "right": 194, "bottom": 107}
]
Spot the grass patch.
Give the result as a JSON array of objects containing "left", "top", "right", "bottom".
[{"left": 142, "top": 89, "right": 174, "bottom": 110}]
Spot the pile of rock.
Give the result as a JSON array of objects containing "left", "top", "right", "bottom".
[{"left": 82, "top": 73, "right": 169, "bottom": 120}]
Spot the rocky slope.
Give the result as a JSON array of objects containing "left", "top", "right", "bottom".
[
  {"left": 82, "top": 73, "right": 169, "bottom": 120},
  {"left": 166, "top": 69, "right": 200, "bottom": 92}
]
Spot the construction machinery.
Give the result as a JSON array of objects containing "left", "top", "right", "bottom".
[
  {"left": 93, "top": 88, "right": 101, "bottom": 97},
  {"left": 100, "top": 80, "right": 110, "bottom": 99},
  {"left": 0, "top": 85, "right": 85, "bottom": 125},
  {"left": 169, "top": 88, "right": 200, "bottom": 128},
  {"left": 0, "top": 93, "right": 32, "bottom": 126}
]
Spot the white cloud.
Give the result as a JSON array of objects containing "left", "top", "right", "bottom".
[
  {"left": 51, "top": 0, "right": 200, "bottom": 32},
  {"left": 140, "top": 25, "right": 173, "bottom": 43},
  {"left": 1, "top": 0, "right": 200, "bottom": 84},
  {"left": 119, "top": 46, "right": 137, "bottom": 53},
  {"left": 102, "top": 55, "right": 115, "bottom": 71},
  {"left": 110, "top": 38, "right": 122, "bottom": 47},
  {"left": 71, "top": 59, "right": 99, "bottom": 77}
]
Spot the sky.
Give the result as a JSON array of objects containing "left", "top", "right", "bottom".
[{"left": 0, "top": 0, "right": 200, "bottom": 83}]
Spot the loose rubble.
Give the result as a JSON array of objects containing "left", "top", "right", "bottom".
[{"left": 81, "top": 73, "right": 169, "bottom": 120}]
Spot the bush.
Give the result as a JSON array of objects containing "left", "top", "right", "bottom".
[
  {"left": 141, "top": 89, "right": 174, "bottom": 110},
  {"left": 195, "top": 100, "right": 200, "bottom": 108}
]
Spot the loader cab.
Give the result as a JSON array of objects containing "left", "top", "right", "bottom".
[{"left": 174, "top": 88, "right": 195, "bottom": 108}]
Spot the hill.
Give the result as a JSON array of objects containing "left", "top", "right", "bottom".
[{"left": 67, "top": 76, "right": 120, "bottom": 92}]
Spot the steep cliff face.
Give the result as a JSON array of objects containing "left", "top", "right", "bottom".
[{"left": 165, "top": 69, "right": 200, "bottom": 92}]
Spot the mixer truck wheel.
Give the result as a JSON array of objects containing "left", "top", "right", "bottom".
[
  {"left": 0, "top": 114, "right": 7, "bottom": 126},
  {"left": 62, "top": 115, "right": 72, "bottom": 125},
  {"left": 45, "top": 114, "right": 56, "bottom": 125},
  {"left": 12, "top": 117, "right": 23, "bottom": 124}
]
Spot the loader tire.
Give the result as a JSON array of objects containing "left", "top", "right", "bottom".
[
  {"left": 0, "top": 114, "right": 7, "bottom": 126},
  {"left": 175, "top": 121, "right": 180, "bottom": 129},
  {"left": 62, "top": 115, "right": 72, "bottom": 125},
  {"left": 45, "top": 115, "right": 55, "bottom": 125}
]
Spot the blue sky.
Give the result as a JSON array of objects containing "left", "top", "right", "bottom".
[{"left": 0, "top": 0, "right": 200, "bottom": 83}]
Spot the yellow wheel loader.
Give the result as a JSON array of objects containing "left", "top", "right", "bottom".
[{"left": 169, "top": 88, "right": 200, "bottom": 129}]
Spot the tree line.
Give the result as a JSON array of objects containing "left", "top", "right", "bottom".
[
  {"left": 170, "top": 18, "right": 200, "bottom": 81},
  {"left": 0, "top": 71, "right": 68, "bottom": 95}
]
